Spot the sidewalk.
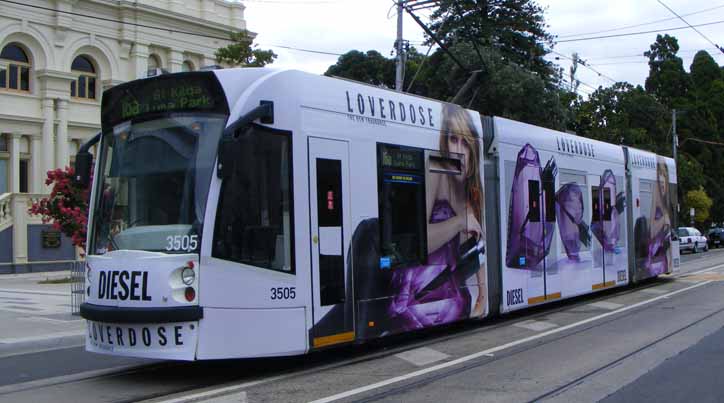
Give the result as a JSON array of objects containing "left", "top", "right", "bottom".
[{"left": 0, "top": 271, "right": 85, "bottom": 357}]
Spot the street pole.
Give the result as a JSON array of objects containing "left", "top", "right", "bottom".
[
  {"left": 672, "top": 109, "right": 680, "bottom": 231},
  {"left": 672, "top": 109, "right": 678, "bottom": 164},
  {"left": 395, "top": 0, "right": 404, "bottom": 91}
]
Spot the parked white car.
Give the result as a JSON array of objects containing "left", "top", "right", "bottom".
[{"left": 678, "top": 227, "right": 708, "bottom": 253}]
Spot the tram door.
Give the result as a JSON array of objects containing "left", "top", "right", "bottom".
[{"left": 308, "top": 137, "right": 355, "bottom": 348}]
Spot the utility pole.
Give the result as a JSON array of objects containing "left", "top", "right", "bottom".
[
  {"left": 672, "top": 109, "right": 678, "bottom": 164},
  {"left": 395, "top": 0, "right": 404, "bottom": 91}
]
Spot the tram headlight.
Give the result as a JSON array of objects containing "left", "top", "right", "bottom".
[{"left": 181, "top": 267, "right": 195, "bottom": 285}]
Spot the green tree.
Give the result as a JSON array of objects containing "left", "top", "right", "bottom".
[
  {"left": 413, "top": 43, "right": 571, "bottom": 130},
  {"left": 571, "top": 82, "right": 668, "bottom": 151},
  {"left": 690, "top": 50, "right": 721, "bottom": 92},
  {"left": 684, "top": 187, "right": 713, "bottom": 224},
  {"left": 324, "top": 48, "right": 428, "bottom": 90},
  {"left": 644, "top": 34, "right": 689, "bottom": 108},
  {"left": 427, "top": 0, "right": 556, "bottom": 81},
  {"left": 324, "top": 50, "right": 395, "bottom": 87},
  {"left": 215, "top": 30, "right": 277, "bottom": 67}
]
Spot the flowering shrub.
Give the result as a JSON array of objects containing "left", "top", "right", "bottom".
[{"left": 29, "top": 167, "right": 90, "bottom": 249}]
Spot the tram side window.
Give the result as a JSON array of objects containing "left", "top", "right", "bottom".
[
  {"left": 377, "top": 144, "right": 427, "bottom": 268},
  {"left": 212, "top": 126, "right": 294, "bottom": 273},
  {"left": 591, "top": 186, "right": 600, "bottom": 222}
]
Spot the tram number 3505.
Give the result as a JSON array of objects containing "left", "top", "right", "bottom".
[{"left": 271, "top": 287, "right": 296, "bottom": 300}]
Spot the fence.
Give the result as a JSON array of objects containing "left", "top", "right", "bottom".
[{"left": 70, "top": 260, "right": 85, "bottom": 316}]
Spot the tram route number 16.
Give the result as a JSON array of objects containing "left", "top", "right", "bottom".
[{"left": 166, "top": 235, "right": 199, "bottom": 252}]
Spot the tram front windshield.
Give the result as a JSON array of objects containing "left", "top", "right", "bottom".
[{"left": 91, "top": 114, "right": 226, "bottom": 255}]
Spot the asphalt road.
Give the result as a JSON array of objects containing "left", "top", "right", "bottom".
[{"left": 1, "top": 248, "right": 723, "bottom": 403}]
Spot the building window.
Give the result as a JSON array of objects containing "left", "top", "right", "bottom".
[
  {"left": 70, "top": 56, "right": 96, "bottom": 100},
  {"left": 182, "top": 60, "right": 194, "bottom": 72},
  {"left": 19, "top": 159, "right": 28, "bottom": 193},
  {"left": 148, "top": 54, "right": 161, "bottom": 70},
  {"left": 0, "top": 43, "right": 30, "bottom": 92}
]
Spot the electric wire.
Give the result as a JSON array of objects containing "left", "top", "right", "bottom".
[
  {"left": 655, "top": 0, "right": 724, "bottom": 54},
  {"left": 0, "top": 0, "right": 347, "bottom": 57},
  {"left": 557, "top": 4, "right": 724, "bottom": 39},
  {"left": 556, "top": 19, "right": 724, "bottom": 43},
  {"left": 550, "top": 50, "right": 619, "bottom": 84}
]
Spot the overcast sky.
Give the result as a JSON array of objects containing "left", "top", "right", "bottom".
[{"left": 242, "top": 0, "right": 724, "bottom": 97}]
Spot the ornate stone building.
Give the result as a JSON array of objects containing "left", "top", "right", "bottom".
[{"left": 0, "top": 0, "right": 245, "bottom": 272}]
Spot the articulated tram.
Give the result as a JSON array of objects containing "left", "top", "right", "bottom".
[{"left": 77, "top": 68, "right": 678, "bottom": 360}]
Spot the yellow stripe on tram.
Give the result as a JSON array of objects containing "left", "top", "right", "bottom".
[
  {"left": 592, "top": 281, "right": 616, "bottom": 290},
  {"left": 528, "top": 292, "right": 562, "bottom": 305},
  {"left": 313, "top": 331, "right": 355, "bottom": 348}
]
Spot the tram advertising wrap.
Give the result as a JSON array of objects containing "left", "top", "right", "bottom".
[
  {"left": 627, "top": 148, "right": 678, "bottom": 281},
  {"left": 312, "top": 102, "right": 488, "bottom": 341},
  {"left": 77, "top": 68, "right": 679, "bottom": 361},
  {"left": 493, "top": 118, "right": 629, "bottom": 313}
]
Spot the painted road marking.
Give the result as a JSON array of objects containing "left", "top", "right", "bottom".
[
  {"left": 641, "top": 288, "right": 667, "bottom": 295},
  {"left": 0, "top": 288, "right": 67, "bottom": 297},
  {"left": 308, "top": 280, "right": 713, "bottom": 403},
  {"left": 395, "top": 347, "right": 450, "bottom": 367},
  {"left": 0, "top": 330, "right": 85, "bottom": 344},
  {"left": 589, "top": 301, "right": 623, "bottom": 310},
  {"left": 682, "top": 273, "right": 724, "bottom": 282},
  {"left": 514, "top": 320, "right": 558, "bottom": 332}
]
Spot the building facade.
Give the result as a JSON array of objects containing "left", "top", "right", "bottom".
[{"left": 0, "top": 0, "right": 245, "bottom": 272}]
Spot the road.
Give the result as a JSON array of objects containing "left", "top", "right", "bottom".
[{"left": 2, "top": 249, "right": 724, "bottom": 403}]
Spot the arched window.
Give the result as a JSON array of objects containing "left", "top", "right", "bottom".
[
  {"left": 148, "top": 54, "right": 161, "bottom": 70},
  {"left": 70, "top": 55, "right": 96, "bottom": 100},
  {"left": 0, "top": 43, "right": 30, "bottom": 92},
  {"left": 182, "top": 60, "right": 194, "bottom": 72}
]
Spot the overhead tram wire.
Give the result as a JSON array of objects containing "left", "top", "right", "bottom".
[
  {"left": 550, "top": 50, "right": 619, "bottom": 84},
  {"left": 556, "top": 19, "right": 724, "bottom": 43},
  {"left": 0, "top": 0, "right": 346, "bottom": 57},
  {"left": 556, "top": 3, "right": 724, "bottom": 39},
  {"left": 655, "top": 0, "right": 724, "bottom": 54}
]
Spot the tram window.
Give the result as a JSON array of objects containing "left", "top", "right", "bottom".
[
  {"left": 316, "top": 158, "right": 345, "bottom": 305},
  {"left": 212, "top": 126, "right": 294, "bottom": 273},
  {"left": 592, "top": 186, "right": 600, "bottom": 222},
  {"left": 528, "top": 180, "right": 541, "bottom": 223},
  {"left": 544, "top": 183, "right": 556, "bottom": 222},
  {"left": 603, "top": 187, "right": 612, "bottom": 221},
  {"left": 378, "top": 144, "right": 427, "bottom": 268}
]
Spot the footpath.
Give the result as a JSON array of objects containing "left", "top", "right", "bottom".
[{"left": 0, "top": 271, "right": 85, "bottom": 357}]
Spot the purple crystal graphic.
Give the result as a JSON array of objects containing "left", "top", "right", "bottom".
[
  {"left": 505, "top": 143, "right": 554, "bottom": 269},
  {"left": 556, "top": 183, "right": 584, "bottom": 261},
  {"left": 591, "top": 170, "right": 620, "bottom": 252}
]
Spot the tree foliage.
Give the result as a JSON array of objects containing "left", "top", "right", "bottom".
[
  {"left": 427, "top": 0, "right": 555, "bottom": 80},
  {"left": 684, "top": 188, "right": 713, "bottom": 224},
  {"left": 215, "top": 30, "right": 277, "bottom": 67},
  {"left": 644, "top": 35, "right": 689, "bottom": 108}
]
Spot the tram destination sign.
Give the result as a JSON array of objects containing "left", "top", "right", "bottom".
[
  {"left": 380, "top": 145, "right": 423, "bottom": 171},
  {"left": 102, "top": 72, "right": 229, "bottom": 128}
]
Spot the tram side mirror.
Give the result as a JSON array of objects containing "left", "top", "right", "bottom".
[{"left": 74, "top": 151, "right": 93, "bottom": 188}]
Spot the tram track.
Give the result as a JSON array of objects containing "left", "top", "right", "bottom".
[
  {"left": 526, "top": 302, "right": 724, "bottom": 403},
  {"left": 331, "top": 280, "right": 719, "bottom": 403},
  {"left": 1, "top": 258, "right": 721, "bottom": 403}
]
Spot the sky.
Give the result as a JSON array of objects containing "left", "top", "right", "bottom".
[{"left": 241, "top": 0, "right": 724, "bottom": 97}]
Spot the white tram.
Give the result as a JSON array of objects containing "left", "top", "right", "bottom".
[{"left": 77, "top": 68, "right": 678, "bottom": 360}]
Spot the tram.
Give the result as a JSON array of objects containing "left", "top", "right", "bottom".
[{"left": 77, "top": 68, "right": 678, "bottom": 360}]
